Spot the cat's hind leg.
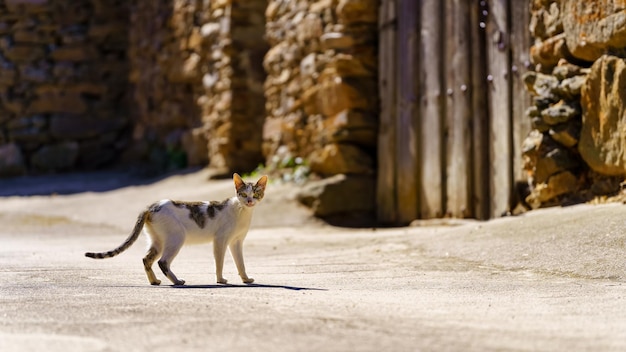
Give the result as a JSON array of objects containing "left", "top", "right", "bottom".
[
  {"left": 229, "top": 240, "right": 254, "bottom": 284},
  {"left": 148, "top": 220, "right": 185, "bottom": 286},
  {"left": 158, "top": 241, "right": 186, "bottom": 286},
  {"left": 143, "top": 246, "right": 162, "bottom": 285}
]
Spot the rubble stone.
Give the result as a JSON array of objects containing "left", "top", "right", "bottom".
[
  {"left": 525, "top": 1, "right": 626, "bottom": 208},
  {"left": 579, "top": 55, "right": 626, "bottom": 176}
]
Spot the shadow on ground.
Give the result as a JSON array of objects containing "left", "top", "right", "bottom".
[
  {"left": 0, "top": 168, "right": 201, "bottom": 197},
  {"left": 170, "top": 283, "right": 327, "bottom": 291}
]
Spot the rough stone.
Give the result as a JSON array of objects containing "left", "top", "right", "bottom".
[
  {"left": 524, "top": 1, "right": 626, "bottom": 209},
  {"left": 3, "top": 45, "right": 46, "bottom": 63},
  {"left": 526, "top": 171, "right": 578, "bottom": 208},
  {"left": 308, "top": 143, "right": 373, "bottom": 176},
  {"left": 529, "top": 0, "right": 563, "bottom": 40},
  {"left": 552, "top": 62, "right": 583, "bottom": 81},
  {"left": 320, "top": 32, "right": 354, "bottom": 50},
  {"left": 579, "top": 55, "right": 626, "bottom": 175},
  {"left": 0, "top": 143, "right": 25, "bottom": 177},
  {"left": 529, "top": 33, "right": 570, "bottom": 71},
  {"left": 336, "top": 0, "right": 378, "bottom": 24},
  {"left": 523, "top": 71, "right": 559, "bottom": 99},
  {"left": 540, "top": 100, "right": 581, "bottom": 125},
  {"left": 562, "top": 0, "right": 626, "bottom": 62},
  {"left": 29, "top": 90, "right": 88, "bottom": 115},
  {"left": 181, "top": 127, "right": 209, "bottom": 167},
  {"left": 549, "top": 121, "right": 580, "bottom": 148},
  {"left": 30, "top": 141, "right": 79, "bottom": 172},
  {"left": 522, "top": 130, "right": 579, "bottom": 184},
  {"left": 296, "top": 173, "right": 375, "bottom": 224},
  {"left": 557, "top": 75, "right": 586, "bottom": 99},
  {"left": 50, "top": 115, "right": 126, "bottom": 139},
  {"left": 321, "top": 109, "right": 377, "bottom": 147}
]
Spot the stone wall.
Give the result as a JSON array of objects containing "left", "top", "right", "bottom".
[
  {"left": 128, "top": 0, "right": 205, "bottom": 172},
  {"left": 201, "top": 0, "right": 267, "bottom": 175},
  {"left": 0, "top": 0, "right": 130, "bottom": 176},
  {"left": 128, "top": 0, "right": 267, "bottom": 175},
  {"left": 523, "top": 0, "right": 626, "bottom": 208},
  {"left": 263, "top": 0, "right": 378, "bottom": 223}
]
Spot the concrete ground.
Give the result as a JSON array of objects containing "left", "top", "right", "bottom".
[{"left": 1, "top": 169, "right": 626, "bottom": 351}]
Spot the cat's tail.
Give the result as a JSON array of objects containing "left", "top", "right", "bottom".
[{"left": 85, "top": 210, "right": 148, "bottom": 259}]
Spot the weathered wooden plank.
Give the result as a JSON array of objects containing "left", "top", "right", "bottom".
[
  {"left": 395, "top": 0, "right": 420, "bottom": 224},
  {"left": 470, "top": 0, "right": 491, "bottom": 220},
  {"left": 418, "top": 0, "right": 444, "bottom": 219},
  {"left": 510, "top": 0, "right": 532, "bottom": 183},
  {"left": 376, "top": 0, "right": 398, "bottom": 224},
  {"left": 485, "top": 0, "right": 512, "bottom": 218},
  {"left": 444, "top": 0, "right": 473, "bottom": 218}
]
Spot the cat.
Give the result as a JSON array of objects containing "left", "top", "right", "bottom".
[{"left": 85, "top": 173, "right": 268, "bottom": 286}]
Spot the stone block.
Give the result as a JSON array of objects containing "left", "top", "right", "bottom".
[
  {"left": 563, "top": 0, "right": 626, "bottom": 62},
  {"left": 0, "top": 143, "right": 25, "bottom": 177},
  {"left": 5, "top": 0, "right": 48, "bottom": 13},
  {"left": 527, "top": 171, "right": 578, "bottom": 208},
  {"left": 336, "top": 0, "right": 378, "bottom": 24},
  {"left": 579, "top": 55, "right": 626, "bottom": 175},
  {"left": 29, "top": 89, "right": 88, "bottom": 114},
  {"left": 529, "top": 33, "right": 569, "bottom": 70},
  {"left": 320, "top": 32, "right": 355, "bottom": 50},
  {"left": 549, "top": 121, "right": 580, "bottom": 148},
  {"left": 296, "top": 173, "right": 375, "bottom": 222},
  {"left": 3, "top": 45, "right": 46, "bottom": 63},
  {"left": 14, "top": 30, "right": 50, "bottom": 44},
  {"left": 308, "top": 143, "right": 374, "bottom": 176},
  {"left": 557, "top": 75, "right": 585, "bottom": 99},
  {"left": 540, "top": 100, "right": 581, "bottom": 125},
  {"left": 30, "top": 141, "right": 79, "bottom": 172},
  {"left": 315, "top": 72, "right": 373, "bottom": 117},
  {"left": 522, "top": 130, "right": 580, "bottom": 184},
  {"left": 50, "top": 114, "right": 125, "bottom": 139},
  {"left": 529, "top": 1, "right": 563, "bottom": 40},
  {"left": 523, "top": 71, "right": 560, "bottom": 99},
  {"left": 181, "top": 127, "right": 209, "bottom": 166},
  {"left": 50, "top": 45, "right": 97, "bottom": 62},
  {"left": 328, "top": 54, "right": 374, "bottom": 77},
  {"left": 322, "top": 109, "right": 377, "bottom": 147}
]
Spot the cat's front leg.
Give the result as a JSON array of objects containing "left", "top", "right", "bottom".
[
  {"left": 229, "top": 240, "right": 254, "bottom": 284},
  {"left": 214, "top": 240, "right": 228, "bottom": 284}
]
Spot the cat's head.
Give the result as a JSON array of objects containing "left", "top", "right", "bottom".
[{"left": 233, "top": 173, "right": 268, "bottom": 207}]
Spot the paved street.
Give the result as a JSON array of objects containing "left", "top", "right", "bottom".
[{"left": 1, "top": 170, "right": 626, "bottom": 351}]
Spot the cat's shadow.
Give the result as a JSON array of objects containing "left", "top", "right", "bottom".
[{"left": 168, "top": 283, "right": 327, "bottom": 291}]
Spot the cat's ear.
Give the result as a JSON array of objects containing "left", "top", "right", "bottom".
[
  {"left": 233, "top": 173, "right": 245, "bottom": 189},
  {"left": 256, "top": 175, "right": 268, "bottom": 190}
]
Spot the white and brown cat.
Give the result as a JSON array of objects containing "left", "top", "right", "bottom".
[{"left": 85, "top": 173, "right": 268, "bottom": 286}]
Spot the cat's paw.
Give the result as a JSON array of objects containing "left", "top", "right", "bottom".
[
  {"left": 173, "top": 279, "right": 185, "bottom": 286},
  {"left": 150, "top": 279, "right": 161, "bottom": 286},
  {"left": 217, "top": 277, "right": 228, "bottom": 284},
  {"left": 242, "top": 277, "right": 254, "bottom": 284}
]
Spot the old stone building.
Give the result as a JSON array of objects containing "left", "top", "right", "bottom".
[
  {"left": 0, "top": 0, "right": 378, "bottom": 223},
  {"left": 3, "top": 0, "right": 626, "bottom": 223}
]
